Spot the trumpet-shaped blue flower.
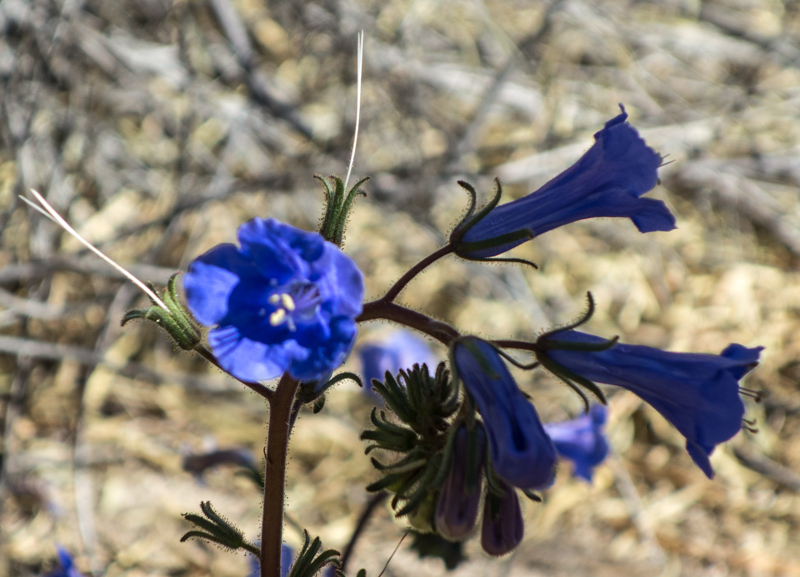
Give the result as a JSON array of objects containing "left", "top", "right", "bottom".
[
  {"left": 359, "top": 329, "right": 438, "bottom": 391},
  {"left": 184, "top": 218, "right": 364, "bottom": 383},
  {"left": 544, "top": 404, "right": 609, "bottom": 482},
  {"left": 454, "top": 338, "right": 556, "bottom": 490},
  {"left": 460, "top": 107, "right": 675, "bottom": 258},
  {"left": 480, "top": 481, "right": 523, "bottom": 557},
  {"left": 543, "top": 331, "right": 762, "bottom": 478},
  {"left": 435, "top": 426, "right": 485, "bottom": 540}
]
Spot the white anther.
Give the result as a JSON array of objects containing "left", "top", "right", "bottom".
[
  {"left": 268, "top": 294, "right": 281, "bottom": 305},
  {"left": 269, "top": 309, "right": 286, "bottom": 326},
  {"left": 281, "top": 294, "right": 295, "bottom": 311}
]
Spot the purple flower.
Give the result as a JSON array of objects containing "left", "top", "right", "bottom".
[
  {"left": 184, "top": 218, "right": 364, "bottom": 382},
  {"left": 46, "top": 548, "right": 85, "bottom": 577},
  {"left": 543, "top": 331, "right": 762, "bottom": 478},
  {"left": 359, "top": 330, "right": 438, "bottom": 390},
  {"left": 459, "top": 107, "right": 675, "bottom": 258},
  {"left": 544, "top": 404, "right": 609, "bottom": 482},
  {"left": 480, "top": 482, "right": 524, "bottom": 556},
  {"left": 453, "top": 338, "right": 556, "bottom": 490},
  {"left": 435, "top": 426, "right": 485, "bottom": 540}
]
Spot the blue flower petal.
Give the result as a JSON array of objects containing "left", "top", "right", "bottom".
[
  {"left": 544, "top": 404, "right": 609, "bottom": 482},
  {"left": 461, "top": 107, "right": 675, "bottom": 258},
  {"left": 545, "top": 331, "right": 762, "bottom": 478},
  {"left": 184, "top": 244, "right": 256, "bottom": 326},
  {"left": 454, "top": 338, "right": 556, "bottom": 490},
  {"left": 186, "top": 219, "right": 364, "bottom": 383}
]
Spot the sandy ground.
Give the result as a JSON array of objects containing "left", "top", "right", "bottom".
[{"left": 2, "top": 0, "right": 800, "bottom": 575}]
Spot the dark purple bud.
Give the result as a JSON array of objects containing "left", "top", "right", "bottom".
[
  {"left": 435, "top": 426, "right": 485, "bottom": 540},
  {"left": 480, "top": 483, "right": 523, "bottom": 556}
]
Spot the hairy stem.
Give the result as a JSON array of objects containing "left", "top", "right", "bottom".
[
  {"left": 340, "top": 492, "right": 388, "bottom": 573},
  {"left": 380, "top": 245, "right": 454, "bottom": 303},
  {"left": 358, "top": 300, "right": 460, "bottom": 345},
  {"left": 261, "top": 373, "right": 300, "bottom": 577}
]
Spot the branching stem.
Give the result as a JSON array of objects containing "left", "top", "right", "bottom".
[
  {"left": 358, "top": 300, "right": 459, "bottom": 345},
  {"left": 380, "top": 244, "right": 454, "bottom": 304}
]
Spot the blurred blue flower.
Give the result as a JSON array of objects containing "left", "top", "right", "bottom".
[
  {"left": 544, "top": 404, "right": 609, "bottom": 482},
  {"left": 46, "top": 548, "right": 84, "bottom": 577},
  {"left": 359, "top": 330, "right": 438, "bottom": 390},
  {"left": 460, "top": 107, "right": 675, "bottom": 258},
  {"left": 543, "top": 331, "right": 763, "bottom": 478},
  {"left": 480, "top": 481, "right": 523, "bottom": 556},
  {"left": 248, "top": 544, "right": 293, "bottom": 577},
  {"left": 435, "top": 426, "right": 485, "bottom": 540},
  {"left": 184, "top": 218, "right": 364, "bottom": 382},
  {"left": 454, "top": 337, "right": 556, "bottom": 490}
]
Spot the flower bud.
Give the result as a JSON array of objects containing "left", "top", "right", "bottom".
[
  {"left": 480, "top": 482, "right": 523, "bottom": 556},
  {"left": 435, "top": 426, "right": 485, "bottom": 540}
]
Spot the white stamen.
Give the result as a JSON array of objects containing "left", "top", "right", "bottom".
[
  {"left": 269, "top": 308, "right": 286, "bottom": 326},
  {"left": 268, "top": 294, "right": 281, "bottom": 305},
  {"left": 343, "top": 30, "right": 364, "bottom": 193},
  {"left": 281, "top": 293, "right": 295, "bottom": 312},
  {"left": 21, "top": 189, "right": 169, "bottom": 311}
]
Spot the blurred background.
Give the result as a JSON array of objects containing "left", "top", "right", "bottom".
[{"left": 2, "top": 0, "right": 800, "bottom": 575}]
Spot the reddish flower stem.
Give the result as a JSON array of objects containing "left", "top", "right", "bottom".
[
  {"left": 358, "top": 300, "right": 459, "bottom": 345},
  {"left": 380, "top": 244, "right": 454, "bottom": 304},
  {"left": 261, "top": 373, "right": 300, "bottom": 577}
]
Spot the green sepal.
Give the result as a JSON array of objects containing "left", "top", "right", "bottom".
[
  {"left": 449, "top": 179, "right": 504, "bottom": 243},
  {"left": 316, "top": 175, "right": 369, "bottom": 247},
  {"left": 295, "top": 372, "right": 363, "bottom": 411},
  {"left": 181, "top": 501, "right": 259, "bottom": 555},
  {"left": 521, "top": 489, "right": 542, "bottom": 503},
  {"left": 288, "top": 530, "right": 341, "bottom": 577},
  {"left": 122, "top": 273, "right": 201, "bottom": 351},
  {"left": 394, "top": 453, "right": 442, "bottom": 517},
  {"left": 536, "top": 354, "right": 606, "bottom": 412}
]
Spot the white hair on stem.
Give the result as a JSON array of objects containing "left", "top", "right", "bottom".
[
  {"left": 21, "top": 189, "right": 169, "bottom": 311},
  {"left": 343, "top": 30, "right": 364, "bottom": 193}
]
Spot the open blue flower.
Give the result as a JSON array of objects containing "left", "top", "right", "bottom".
[
  {"left": 544, "top": 404, "right": 609, "bottom": 482},
  {"left": 459, "top": 106, "right": 675, "bottom": 258},
  {"left": 542, "top": 331, "right": 762, "bottom": 478},
  {"left": 359, "top": 330, "right": 438, "bottom": 391},
  {"left": 184, "top": 218, "right": 364, "bottom": 383},
  {"left": 453, "top": 337, "right": 556, "bottom": 490}
]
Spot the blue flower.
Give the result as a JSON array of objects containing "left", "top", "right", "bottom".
[
  {"left": 544, "top": 404, "right": 609, "bottom": 482},
  {"left": 248, "top": 544, "right": 293, "bottom": 577},
  {"left": 46, "top": 548, "right": 85, "bottom": 577},
  {"left": 184, "top": 218, "right": 364, "bottom": 382},
  {"left": 542, "top": 331, "right": 763, "bottom": 478},
  {"left": 453, "top": 337, "right": 556, "bottom": 490},
  {"left": 480, "top": 481, "right": 523, "bottom": 556},
  {"left": 435, "top": 426, "right": 485, "bottom": 540},
  {"left": 459, "top": 107, "right": 675, "bottom": 258},
  {"left": 359, "top": 330, "right": 438, "bottom": 391}
]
